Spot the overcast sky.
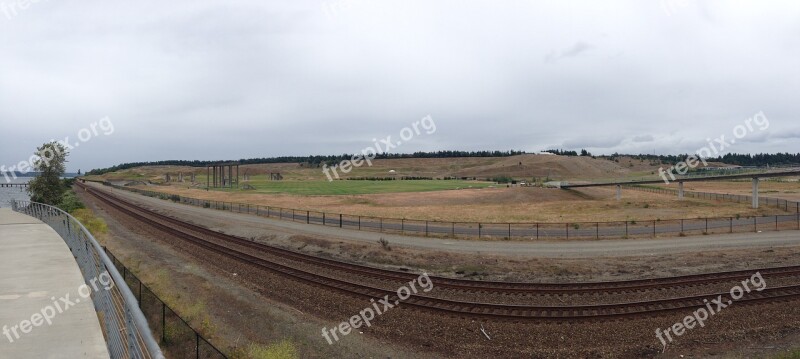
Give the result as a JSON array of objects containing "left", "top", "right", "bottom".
[{"left": 1, "top": 1, "right": 799, "bottom": 172}]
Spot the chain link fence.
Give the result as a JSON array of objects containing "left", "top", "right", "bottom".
[
  {"left": 105, "top": 251, "right": 228, "bottom": 359},
  {"left": 85, "top": 180, "right": 800, "bottom": 241}
]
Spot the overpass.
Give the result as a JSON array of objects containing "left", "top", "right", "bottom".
[{"left": 560, "top": 169, "right": 800, "bottom": 209}]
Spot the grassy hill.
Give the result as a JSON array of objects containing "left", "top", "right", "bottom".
[{"left": 86, "top": 154, "right": 669, "bottom": 184}]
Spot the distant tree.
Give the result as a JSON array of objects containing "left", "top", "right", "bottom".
[
  {"left": 28, "top": 142, "right": 69, "bottom": 205},
  {"left": 545, "top": 149, "right": 579, "bottom": 156},
  {"left": 492, "top": 175, "right": 513, "bottom": 183},
  {"left": 580, "top": 149, "right": 591, "bottom": 156}
]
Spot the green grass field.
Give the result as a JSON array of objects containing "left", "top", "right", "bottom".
[{"left": 207, "top": 177, "right": 493, "bottom": 195}]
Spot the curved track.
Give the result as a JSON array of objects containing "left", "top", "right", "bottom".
[{"left": 80, "top": 182, "right": 800, "bottom": 320}]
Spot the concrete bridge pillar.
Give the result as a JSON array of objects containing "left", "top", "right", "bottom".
[
  {"left": 678, "top": 181, "right": 684, "bottom": 200},
  {"left": 752, "top": 177, "right": 759, "bottom": 209},
  {"left": 616, "top": 185, "right": 621, "bottom": 201}
]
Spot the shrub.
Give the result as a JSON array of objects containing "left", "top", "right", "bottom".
[
  {"left": 57, "top": 190, "right": 85, "bottom": 213},
  {"left": 491, "top": 175, "right": 513, "bottom": 184},
  {"left": 71, "top": 208, "right": 108, "bottom": 235},
  {"left": 378, "top": 237, "right": 391, "bottom": 251}
]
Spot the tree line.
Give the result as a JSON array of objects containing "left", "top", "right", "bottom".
[
  {"left": 85, "top": 150, "right": 526, "bottom": 175},
  {"left": 609, "top": 152, "right": 800, "bottom": 167},
  {"left": 85, "top": 150, "right": 800, "bottom": 176}
]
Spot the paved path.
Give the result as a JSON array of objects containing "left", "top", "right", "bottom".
[
  {"left": 87, "top": 183, "right": 800, "bottom": 258},
  {"left": 0, "top": 208, "right": 109, "bottom": 358}
]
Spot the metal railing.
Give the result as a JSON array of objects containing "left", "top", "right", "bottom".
[{"left": 11, "top": 200, "right": 165, "bottom": 359}]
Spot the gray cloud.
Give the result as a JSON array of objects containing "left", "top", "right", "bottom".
[
  {"left": 1, "top": 0, "right": 799, "bottom": 172},
  {"left": 545, "top": 41, "right": 594, "bottom": 63},
  {"left": 562, "top": 136, "right": 625, "bottom": 149},
  {"left": 562, "top": 41, "right": 593, "bottom": 57},
  {"left": 770, "top": 129, "right": 800, "bottom": 140}
]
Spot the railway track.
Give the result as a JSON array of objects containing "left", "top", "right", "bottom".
[
  {"left": 79, "top": 182, "right": 800, "bottom": 294},
  {"left": 80, "top": 182, "right": 800, "bottom": 320}
]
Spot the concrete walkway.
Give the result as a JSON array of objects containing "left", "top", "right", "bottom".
[{"left": 0, "top": 208, "right": 109, "bottom": 358}]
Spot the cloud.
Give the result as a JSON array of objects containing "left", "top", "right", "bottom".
[
  {"left": 0, "top": 1, "right": 799, "bottom": 172},
  {"left": 544, "top": 41, "right": 593, "bottom": 63},
  {"left": 632, "top": 135, "right": 655, "bottom": 143},
  {"left": 562, "top": 136, "right": 625, "bottom": 149},
  {"left": 770, "top": 129, "right": 800, "bottom": 140}
]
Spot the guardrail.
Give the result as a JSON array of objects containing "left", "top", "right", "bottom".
[
  {"left": 81, "top": 180, "right": 800, "bottom": 241},
  {"left": 11, "top": 200, "right": 165, "bottom": 359}
]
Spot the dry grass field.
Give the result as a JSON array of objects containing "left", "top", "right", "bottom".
[
  {"left": 123, "top": 184, "right": 783, "bottom": 223},
  {"left": 85, "top": 155, "right": 793, "bottom": 223}
]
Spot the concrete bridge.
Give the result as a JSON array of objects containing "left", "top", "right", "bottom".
[{"left": 560, "top": 169, "right": 800, "bottom": 209}]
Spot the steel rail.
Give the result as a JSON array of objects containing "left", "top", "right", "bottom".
[
  {"left": 81, "top": 184, "right": 800, "bottom": 320},
  {"left": 80, "top": 182, "right": 800, "bottom": 294}
]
